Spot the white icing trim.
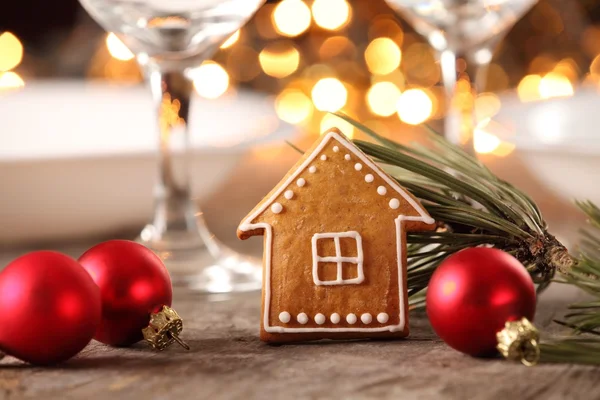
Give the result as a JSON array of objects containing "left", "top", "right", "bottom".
[
  {"left": 330, "top": 313, "right": 341, "bottom": 324},
  {"left": 346, "top": 313, "right": 357, "bottom": 324},
  {"left": 344, "top": 154, "right": 351, "bottom": 160},
  {"left": 297, "top": 313, "right": 309, "bottom": 324},
  {"left": 297, "top": 178, "right": 306, "bottom": 187},
  {"left": 365, "top": 174, "right": 374, "bottom": 183},
  {"left": 311, "top": 231, "right": 364, "bottom": 286},
  {"left": 377, "top": 186, "right": 387, "bottom": 195},
  {"left": 389, "top": 198, "right": 400, "bottom": 209},
  {"left": 315, "top": 313, "right": 326, "bottom": 325},
  {"left": 271, "top": 203, "right": 283, "bottom": 214},
  {"left": 333, "top": 146, "right": 339, "bottom": 152},
  {"left": 309, "top": 166, "right": 317, "bottom": 173},
  {"left": 279, "top": 312, "right": 291, "bottom": 323},
  {"left": 354, "top": 163, "right": 362, "bottom": 171},
  {"left": 320, "top": 155, "right": 327, "bottom": 161},
  {"left": 361, "top": 313, "right": 372, "bottom": 324},
  {"left": 377, "top": 312, "right": 389, "bottom": 323},
  {"left": 284, "top": 190, "right": 294, "bottom": 200},
  {"left": 238, "top": 130, "right": 433, "bottom": 334}
]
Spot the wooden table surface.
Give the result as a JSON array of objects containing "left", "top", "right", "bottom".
[
  {"left": 0, "top": 276, "right": 596, "bottom": 400},
  {"left": 1, "top": 151, "right": 599, "bottom": 399}
]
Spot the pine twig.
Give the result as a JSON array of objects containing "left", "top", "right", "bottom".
[
  {"left": 332, "top": 113, "right": 574, "bottom": 306},
  {"left": 540, "top": 200, "right": 600, "bottom": 364}
]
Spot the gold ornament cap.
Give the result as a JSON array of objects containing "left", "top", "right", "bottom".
[
  {"left": 142, "top": 305, "right": 190, "bottom": 351},
  {"left": 496, "top": 317, "right": 540, "bottom": 366}
]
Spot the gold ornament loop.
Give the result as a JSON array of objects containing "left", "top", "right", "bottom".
[{"left": 496, "top": 317, "right": 540, "bottom": 366}]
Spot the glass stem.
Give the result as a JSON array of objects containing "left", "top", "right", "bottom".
[
  {"left": 439, "top": 48, "right": 488, "bottom": 154},
  {"left": 144, "top": 68, "right": 203, "bottom": 249}
]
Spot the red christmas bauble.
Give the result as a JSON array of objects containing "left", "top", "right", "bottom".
[
  {"left": 426, "top": 247, "right": 536, "bottom": 357},
  {"left": 78, "top": 240, "right": 172, "bottom": 346},
  {"left": 0, "top": 251, "right": 101, "bottom": 365}
]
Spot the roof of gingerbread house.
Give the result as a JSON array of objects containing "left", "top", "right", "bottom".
[{"left": 238, "top": 128, "right": 434, "bottom": 236}]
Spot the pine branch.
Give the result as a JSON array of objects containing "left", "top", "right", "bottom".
[
  {"left": 540, "top": 201, "right": 600, "bottom": 364},
  {"left": 332, "top": 113, "right": 574, "bottom": 308}
]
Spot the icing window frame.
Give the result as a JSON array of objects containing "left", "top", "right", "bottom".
[{"left": 311, "top": 231, "right": 364, "bottom": 286}]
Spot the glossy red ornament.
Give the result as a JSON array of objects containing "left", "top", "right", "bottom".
[
  {"left": 78, "top": 240, "right": 172, "bottom": 346},
  {"left": 426, "top": 247, "right": 536, "bottom": 357},
  {"left": 0, "top": 251, "right": 101, "bottom": 365}
]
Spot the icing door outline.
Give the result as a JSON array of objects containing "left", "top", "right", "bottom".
[{"left": 311, "top": 231, "right": 364, "bottom": 286}]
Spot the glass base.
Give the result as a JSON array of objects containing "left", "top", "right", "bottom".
[
  {"left": 138, "top": 216, "right": 262, "bottom": 294},
  {"left": 154, "top": 246, "right": 262, "bottom": 293}
]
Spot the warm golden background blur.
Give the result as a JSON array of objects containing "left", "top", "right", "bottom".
[{"left": 1, "top": 0, "right": 598, "bottom": 156}]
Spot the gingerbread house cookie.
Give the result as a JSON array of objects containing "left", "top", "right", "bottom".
[{"left": 238, "top": 128, "right": 435, "bottom": 343}]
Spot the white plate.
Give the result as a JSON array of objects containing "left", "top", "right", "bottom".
[
  {"left": 0, "top": 81, "right": 295, "bottom": 244},
  {"left": 495, "top": 90, "right": 600, "bottom": 204}
]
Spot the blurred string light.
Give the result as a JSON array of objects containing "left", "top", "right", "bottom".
[
  {"left": 473, "top": 118, "right": 500, "bottom": 154},
  {"left": 259, "top": 42, "right": 300, "bottom": 78},
  {"left": 311, "top": 78, "right": 347, "bottom": 112},
  {"left": 590, "top": 53, "right": 600, "bottom": 78},
  {"left": 312, "top": 0, "right": 351, "bottom": 31},
  {"left": 321, "top": 114, "right": 354, "bottom": 139},
  {"left": 474, "top": 92, "right": 502, "bottom": 121},
  {"left": 226, "top": 45, "right": 260, "bottom": 82},
  {"left": 106, "top": 33, "right": 134, "bottom": 61},
  {"left": 364, "top": 38, "right": 401, "bottom": 75},
  {"left": 539, "top": 72, "right": 573, "bottom": 99},
  {"left": 0, "top": 32, "right": 25, "bottom": 92},
  {"left": 474, "top": 119, "right": 515, "bottom": 157},
  {"left": 402, "top": 43, "right": 438, "bottom": 87},
  {"left": 517, "top": 70, "right": 574, "bottom": 103},
  {"left": 0, "top": 71, "right": 25, "bottom": 91},
  {"left": 0, "top": 32, "right": 23, "bottom": 71},
  {"left": 220, "top": 30, "right": 240, "bottom": 49},
  {"left": 319, "top": 36, "right": 356, "bottom": 60},
  {"left": 273, "top": 0, "right": 311, "bottom": 37},
  {"left": 517, "top": 74, "right": 542, "bottom": 102},
  {"left": 192, "top": 61, "right": 229, "bottom": 99},
  {"left": 367, "top": 82, "right": 401, "bottom": 117},
  {"left": 275, "top": 88, "right": 313, "bottom": 124},
  {"left": 396, "top": 89, "right": 432, "bottom": 125}
]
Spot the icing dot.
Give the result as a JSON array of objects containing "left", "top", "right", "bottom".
[
  {"left": 284, "top": 190, "right": 294, "bottom": 200},
  {"left": 365, "top": 174, "right": 374, "bottom": 183},
  {"left": 314, "top": 313, "right": 326, "bottom": 325},
  {"left": 333, "top": 146, "right": 339, "bottom": 152},
  {"left": 309, "top": 166, "right": 317, "bottom": 173},
  {"left": 377, "top": 186, "right": 387, "bottom": 195},
  {"left": 320, "top": 155, "right": 327, "bottom": 161},
  {"left": 389, "top": 198, "right": 400, "bottom": 209},
  {"left": 344, "top": 154, "right": 351, "bottom": 161},
  {"left": 346, "top": 313, "right": 357, "bottom": 324},
  {"left": 296, "top": 178, "right": 306, "bottom": 187},
  {"left": 279, "top": 311, "right": 291, "bottom": 323},
  {"left": 354, "top": 163, "right": 362, "bottom": 171},
  {"left": 271, "top": 203, "right": 283, "bottom": 214},
  {"left": 330, "top": 313, "right": 341, "bottom": 324},
  {"left": 377, "top": 313, "right": 389, "bottom": 323},
  {"left": 297, "top": 313, "right": 309, "bottom": 324},
  {"left": 361, "top": 313, "right": 373, "bottom": 324}
]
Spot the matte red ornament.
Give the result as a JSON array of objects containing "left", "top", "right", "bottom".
[
  {"left": 0, "top": 251, "right": 101, "bottom": 365},
  {"left": 426, "top": 247, "right": 536, "bottom": 357},
  {"left": 79, "top": 240, "right": 173, "bottom": 347}
]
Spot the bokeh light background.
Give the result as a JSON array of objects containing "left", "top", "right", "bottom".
[{"left": 1, "top": 0, "right": 599, "bottom": 157}]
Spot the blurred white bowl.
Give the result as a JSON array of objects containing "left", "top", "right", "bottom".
[
  {"left": 0, "top": 81, "right": 294, "bottom": 244},
  {"left": 495, "top": 89, "right": 600, "bottom": 204}
]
